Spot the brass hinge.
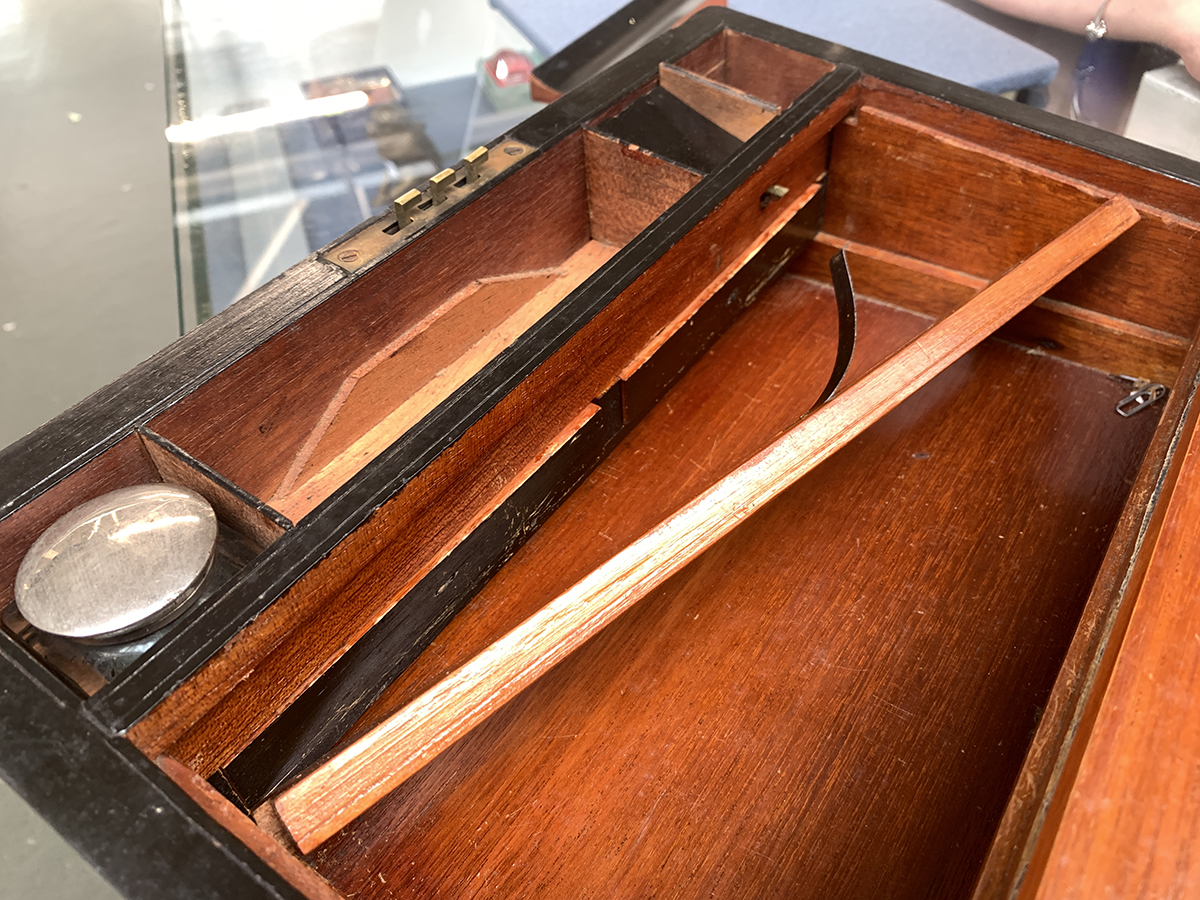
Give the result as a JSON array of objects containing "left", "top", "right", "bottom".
[{"left": 321, "top": 140, "right": 533, "bottom": 274}]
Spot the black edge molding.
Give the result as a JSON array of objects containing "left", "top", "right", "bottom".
[{"left": 0, "top": 630, "right": 309, "bottom": 900}]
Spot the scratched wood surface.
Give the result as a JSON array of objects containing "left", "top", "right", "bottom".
[
  {"left": 272, "top": 198, "right": 1139, "bottom": 852},
  {"left": 308, "top": 270, "right": 1158, "bottom": 899}
]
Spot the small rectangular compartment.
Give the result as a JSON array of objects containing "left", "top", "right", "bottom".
[{"left": 0, "top": 431, "right": 289, "bottom": 695}]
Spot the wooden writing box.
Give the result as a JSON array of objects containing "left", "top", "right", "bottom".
[{"left": 3, "top": 9, "right": 1200, "bottom": 899}]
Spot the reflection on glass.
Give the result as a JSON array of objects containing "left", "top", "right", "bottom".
[{"left": 165, "top": 0, "right": 544, "bottom": 324}]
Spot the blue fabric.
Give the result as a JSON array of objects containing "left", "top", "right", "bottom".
[{"left": 491, "top": 0, "right": 1058, "bottom": 93}]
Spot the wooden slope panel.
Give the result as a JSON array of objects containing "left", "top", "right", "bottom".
[
  {"left": 150, "top": 133, "right": 593, "bottom": 506},
  {"left": 126, "top": 104, "right": 841, "bottom": 775},
  {"left": 271, "top": 242, "right": 619, "bottom": 520},
  {"left": 313, "top": 277, "right": 1158, "bottom": 900},
  {"left": 854, "top": 83, "right": 1200, "bottom": 339}
]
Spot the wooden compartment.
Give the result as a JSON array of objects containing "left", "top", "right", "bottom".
[
  {"left": 258, "top": 79, "right": 1200, "bottom": 900},
  {"left": 148, "top": 110, "right": 754, "bottom": 523},
  {"left": 119, "top": 69, "right": 838, "bottom": 784},
  {"left": 0, "top": 430, "right": 289, "bottom": 694},
  {"left": 3, "top": 11, "right": 1200, "bottom": 900}
]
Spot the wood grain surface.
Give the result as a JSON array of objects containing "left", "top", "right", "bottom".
[
  {"left": 125, "top": 111, "right": 835, "bottom": 775},
  {"left": 856, "top": 84, "right": 1200, "bottom": 339},
  {"left": 156, "top": 756, "right": 346, "bottom": 900},
  {"left": 272, "top": 198, "right": 1139, "bottom": 853},
  {"left": 793, "top": 237, "right": 1189, "bottom": 388},
  {"left": 305, "top": 272, "right": 1157, "bottom": 900},
  {"left": 583, "top": 130, "right": 702, "bottom": 245},
  {"left": 150, "top": 134, "right": 593, "bottom": 505},
  {"left": 272, "top": 243, "right": 619, "bottom": 519},
  {"left": 1025, "top": 358, "right": 1200, "bottom": 898},
  {"left": 658, "top": 63, "right": 779, "bottom": 140},
  {"left": 671, "top": 29, "right": 834, "bottom": 110}
]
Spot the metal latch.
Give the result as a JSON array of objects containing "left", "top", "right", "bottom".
[
  {"left": 322, "top": 140, "right": 532, "bottom": 274},
  {"left": 1112, "top": 374, "right": 1168, "bottom": 417}
]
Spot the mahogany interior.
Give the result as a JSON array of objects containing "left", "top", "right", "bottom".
[
  {"left": 124, "top": 102, "right": 838, "bottom": 775},
  {"left": 150, "top": 129, "right": 712, "bottom": 522},
  {"left": 99, "top": 42, "right": 1200, "bottom": 900},
  {"left": 310, "top": 274, "right": 1159, "bottom": 900}
]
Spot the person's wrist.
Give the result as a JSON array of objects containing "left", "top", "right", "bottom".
[{"left": 1103, "top": 0, "right": 1200, "bottom": 77}]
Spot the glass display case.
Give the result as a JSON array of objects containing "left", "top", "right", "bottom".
[{"left": 163, "top": 0, "right": 545, "bottom": 326}]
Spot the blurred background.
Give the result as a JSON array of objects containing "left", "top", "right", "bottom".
[{"left": 0, "top": 0, "right": 1196, "bottom": 896}]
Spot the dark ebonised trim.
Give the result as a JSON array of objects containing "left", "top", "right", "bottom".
[
  {"left": 531, "top": 0, "right": 691, "bottom": 96},
  {"left": 0, "top": 629, "right": 310, "bottom": 900}
]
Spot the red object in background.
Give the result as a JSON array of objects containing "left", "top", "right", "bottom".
[{"left": 484, "top": 49, "right": 534, "bottom": 88}]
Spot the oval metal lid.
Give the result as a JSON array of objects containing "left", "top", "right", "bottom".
[{"left": 14, "top": 484, "right": 218, "bottom": 642}]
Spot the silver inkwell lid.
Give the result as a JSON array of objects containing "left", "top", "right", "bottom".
[{"left": 14, "top": 484, "right": 219, "bottom": 644}]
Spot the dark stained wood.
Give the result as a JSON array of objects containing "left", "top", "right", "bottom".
[
  {"left": 310, "top": 274, "right": 1158, "bottom": 900},
  {"left": 6, "top": 13, "right": 1200, "bottom": 898},
  {"left": 222, "top": 199, "right": 823, "bottom": 811},
  {"left": 592, "top": 86, "right": 745, "bottom": 175},
  {"left": 583, "top": 130, "right": 702, "bottom": 245},
  {"left": 658, "top": 63, "right": 780, "bottom": 140},
  {"left": 271, "top": 197, "right": 1139, "bottom": 854},
  {"left": 124, "top": 106, "right": 840, "bottom": 776},
  {"left": 0, "top": 432, "right": 156, "bottom": 605}
]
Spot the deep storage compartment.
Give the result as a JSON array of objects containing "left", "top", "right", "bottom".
[{"left": 132, "top": 60, "right": 1200, "bottom": 899}]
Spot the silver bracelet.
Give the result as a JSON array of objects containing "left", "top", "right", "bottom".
[{"left": 1085, "top": 0, "right": 1113, "bottom": 40}]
